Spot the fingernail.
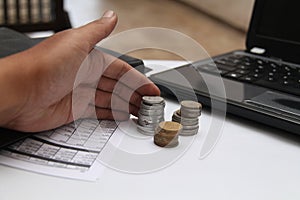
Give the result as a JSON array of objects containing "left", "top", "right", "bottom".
[{"left": 102, "top": 10, "right": 114, "bottom": 18}]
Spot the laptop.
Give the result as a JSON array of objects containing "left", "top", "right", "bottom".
[{"left": 150, "top": 0, "right": 300, "bottom": 135}]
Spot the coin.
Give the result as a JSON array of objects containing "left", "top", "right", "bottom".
[
  {"left": 180, "top": 108, "right": 201, "bottom": 117},
  {"left": 180, "top": 127, "right": 199, "bottom": 136},
  {"left": 137, "top": 96, "right": 165, "bottom": 135},
  {"left": 172, "top": 117, "right": 198, "bottom": 126},
  {"left": 137, "top": 124, "right": 156, "bottom": 136},
  {"left": 138, "top": 116, "right": 164, "bottom": 126},
  {"left": 153, "top": 121, "right": 181, "bottom": 148},
  {"left": 142, "top": 96, "right": 164, "bottom": 104},
  {"left": 182, "top": 124, "right": 199, "bottom": 130},
  {"left": 171, "top": 100, "right": 202, "bottom": 137},
  {"left": 172, "top": 110, "right": 181, "bottom": 121},
  {"left": 158, "top": 121, "right": 182, "bottom": 131},
  {"left": 139, "top": 108, "right": 164, "bottom": 116},
  {"left": 180, "top": 100, "right": 202, "bottom": 118},
  {"left": 154, "top": 134, "right": 179, "bottom": 148},
  {"left": 140, "top": 102, "right": 165, "bottom": 110},
  {"left": 180, "top": 100, "right": 202, "bottom": 110},
  {"left": 172, "top": 111, "right": 198, "bottom": 126}
]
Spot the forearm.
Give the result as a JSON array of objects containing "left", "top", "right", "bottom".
[{"left": 0, "top": 53, "right": 31, "bottom": 126}]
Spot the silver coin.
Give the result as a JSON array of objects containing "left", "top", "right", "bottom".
[
  {"left": 137, "top": 124, "right": 156, "bottom": 136},
  {"left": 140, "top": 105, "right": 165, "bottom": 112},
  {"left": 139, "top": 109, "right": 164, "bottom": 116},
  {"left": 172, "top": 111, "right": 181, "bottom": 121},
  {"left": 180, "top": 109, "right": 201, "bottom": 118},
  {"left": 137, "top": 120, "right": 159, "bottom": 128},
  {"left": 137, "top": 123, "right": 154, "bottom": 131},
  {"left": 140, "top": 102, "right": 165, "bottom": 110},
  {"left": 180, "top": 100, "right": 202, "bottom": 110},
  {"left": 171, "top": 110, "right": 199, "bottom": 125},
  {"left": 138, "top": 113, "right": 164, "bottom": 121},
  {"left": 142, "top": 96, "right": 164, "bottom": 104},
  {"left": 172, "top": 117, "right": 198, "bottom": 126},
  {"left": 138, "top": 117, "right": 164, "bottom": 126},
  {"left": 180, "top": 127, "right": 199, "bottom": 136},
  {"left": 182, "top": 124, "right": 199, "bottom": 130},
  {"left": 137, "top": 127, "right": 154, "bottom": 134}
]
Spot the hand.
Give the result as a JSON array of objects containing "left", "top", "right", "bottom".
[{"left": 0, "top": 10, "right": 160, "bottom": 132}]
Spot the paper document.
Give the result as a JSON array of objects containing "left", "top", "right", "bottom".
[{"left": 0, "top": 119, "right": 118, "bottom": 181}]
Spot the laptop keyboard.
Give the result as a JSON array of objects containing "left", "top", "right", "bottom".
[{"left": 195, "top": 53, "right": 300, "bottom": 96}]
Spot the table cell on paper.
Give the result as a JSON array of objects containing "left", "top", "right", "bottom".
[
  {"left": 78, "top": 120, "right": 99, "bottom": 131},
  {"left": 29, "top": 157, "right": 49, "bottom": 165},
  {"left": 17, "top": 138, "right": 44, "bottom": 154},
  {"left": 11, "top": 152, "right": 31, "bottom": 161},
  {"left": 99, "top": 120, "right": 118, "bottom": 129},
  {"left": 71, "top": 151, "right": 98, "bottom": 166},
  {"left": 53, "top": 148, "right": 77, "bottom": 162},
  {"left": 49, "top": 132, "right": 70, "bottom": 142},
  {"left": 36, "top": 144, "right": 60, "bottom": 158},
  {"left": 48, "top": 161, "right": 67, "bottom": 168},
  {"left": 67, "top": 137, "right": 86, "bottom": 146}
]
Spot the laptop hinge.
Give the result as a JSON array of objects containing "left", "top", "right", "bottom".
[{"left": 250, "top": 47, "right": 266, "bottom": 54}]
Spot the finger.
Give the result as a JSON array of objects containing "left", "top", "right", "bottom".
[
  {"left": 95, "top": 107, "right": 130, "bottom": 121},
  {"left": 84, "top": 105, "right": 130, "bottom": 121},
  {"left": 76, "top": 10, "right": 118, "bottom": 51},
  {"left": 96, "top": 76, "right": 143, "bottom": 108},
  {"left": 97, "top": 76, "right": 117, "bottom": 92},
  {"left": 95, "top": 89, "right": 139, "bottom": 116},
  {"left": 102, "top": 58, "right": 161, "bottom": 95}
]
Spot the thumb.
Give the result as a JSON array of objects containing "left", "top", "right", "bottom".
[{"left": 76, "top": 10, "right": 118, "bottom": 51}]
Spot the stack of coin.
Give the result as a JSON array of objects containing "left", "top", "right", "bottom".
[
  {"left": 172, "top": 100, "right": 202, "bottom": 136},
  {"left": 154, "top": 121, "right": 182, "bottom": 148},
  {"left": 137, "top": 96, "right": 165, "bottom": 136}
]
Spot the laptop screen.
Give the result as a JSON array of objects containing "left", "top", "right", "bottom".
[
  {"left": 247, "top": 0, "right": 300, "bottom": 63},
  {"left": 257, "top": 1, "right": 300, "bottom": 45}
]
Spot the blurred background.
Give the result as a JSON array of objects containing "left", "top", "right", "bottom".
[{"left": 0, "top": 0, "right": 255, "bottom": 60}]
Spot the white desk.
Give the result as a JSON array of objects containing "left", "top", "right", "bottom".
[{"left": 1, "top": 60, "right": 300, "bottom": 200}]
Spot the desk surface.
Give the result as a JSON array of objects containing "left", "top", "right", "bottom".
[{"left": 1, "top": 60, "right": 300, "bottom": 200}]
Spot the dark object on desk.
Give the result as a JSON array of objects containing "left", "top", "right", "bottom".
[
  {"left": 0, "top": 28, "right": 148, "bottom": 149},
  {"left": 0, "top": 28, "right": 148, "bottom": 72},
  {"left": 0, "top": 0, "right": 71, "bottom": 33},
  {"left": 150, "top": 0, "right": 300, "bottom": 135}
]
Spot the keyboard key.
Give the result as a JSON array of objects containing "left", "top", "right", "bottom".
[
  {"left": 215, "top": 63, "right": 236, "bottom": 71},
  {"left": 238, "top": 76, "right": 257, "bottom": 83},
  {"left": 235, "top": 69, "right": 250, "bottom": 74},
  {"left": 237, "top": 65, "right": 250, "bottom": 70},
  {"left": 215, "top": 59, "right": 236, "bottom": 67},
  {"left": 225, "top": 72, "right": 242, "bottom": 79}
]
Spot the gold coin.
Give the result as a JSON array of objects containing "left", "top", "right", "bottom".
[
  {"left": 158, "top": 121, "right": 183, "bottom": 132},
  {"left": 154, "top": 134, "right": 179, "bottom": 148}
]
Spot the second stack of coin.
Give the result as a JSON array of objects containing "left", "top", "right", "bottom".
[
  {"left": 172, "top": 100, "right": 202, "bottom": 136},
  {"left": 154, "top": 121, "right": 182, "bottom": 148},
  {"left": 137, "top": 96, "right": 165, "bottom": 136}
]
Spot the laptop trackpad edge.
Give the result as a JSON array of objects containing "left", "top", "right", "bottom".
[{"left": 244, "top": 91, "right": 300, "bottom": 119}]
